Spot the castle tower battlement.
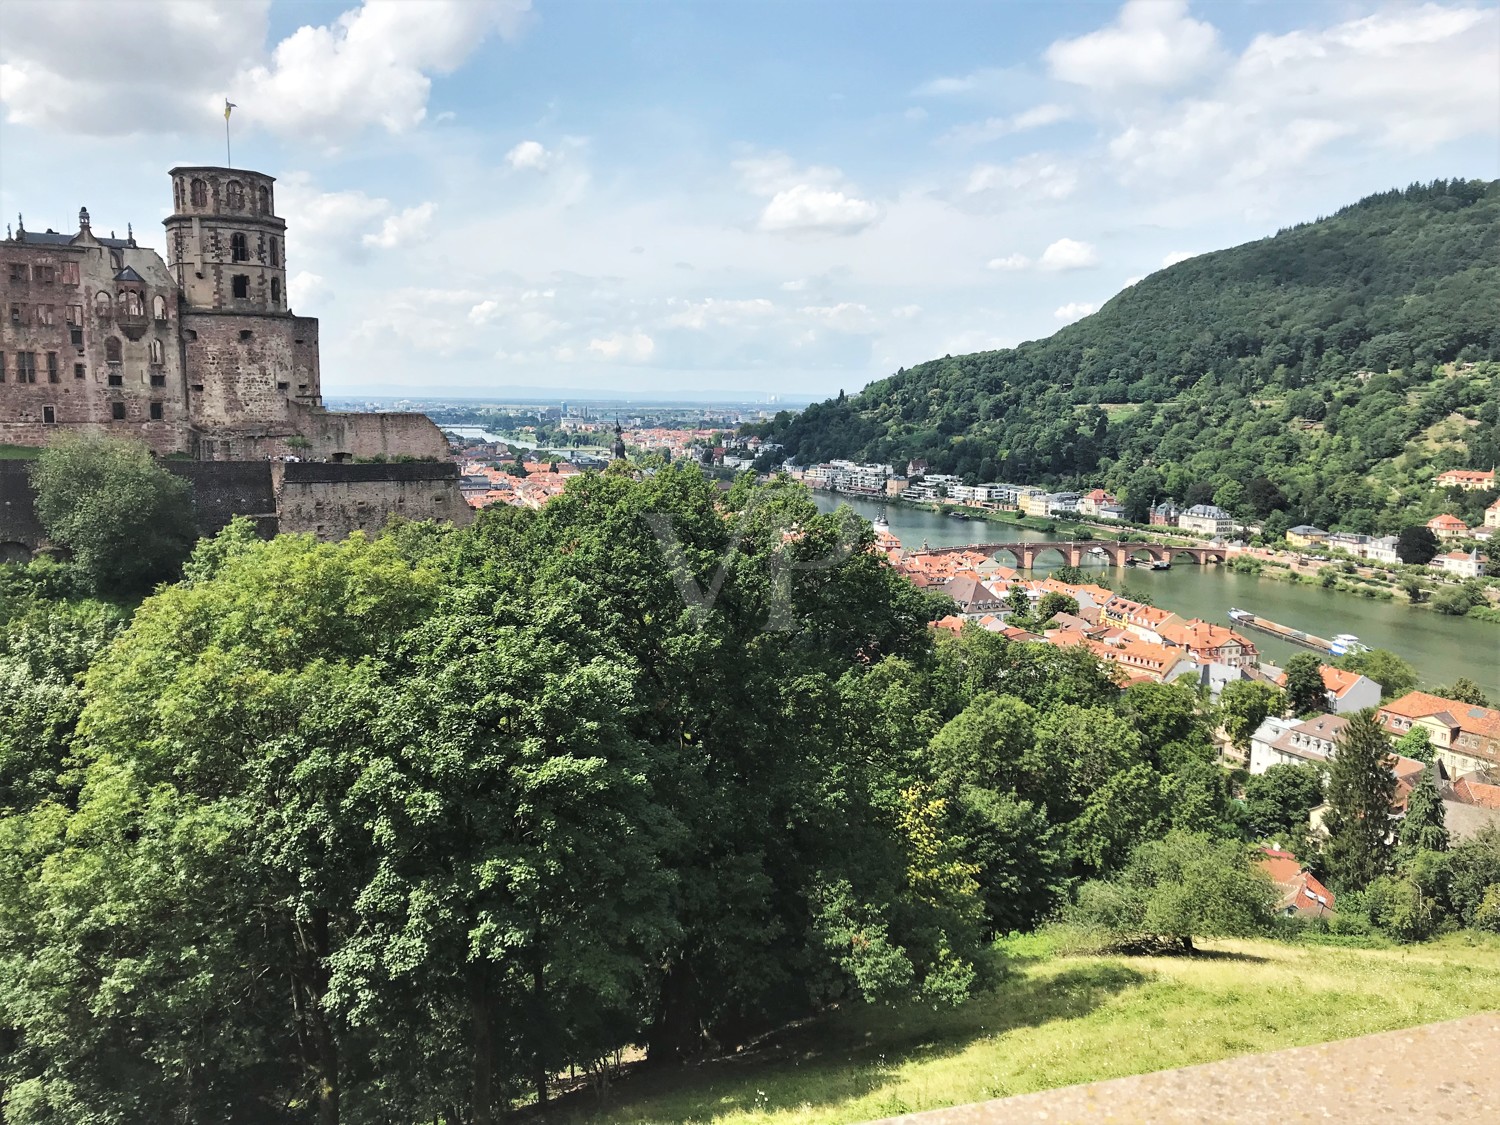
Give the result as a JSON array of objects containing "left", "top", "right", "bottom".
[{"left": 165, "top": 167, "right": 288, "bottom": 314}]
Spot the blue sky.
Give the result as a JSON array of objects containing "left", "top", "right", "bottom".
[{"left": 3, "top": 0, "right": 1497, "bottom": 399}]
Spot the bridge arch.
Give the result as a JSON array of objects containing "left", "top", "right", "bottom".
[
  {"left": 986, "top": 545, "right": 1024, "bottom": 569},
  {"left": 1029, "top": 545, "right": 1071, "bottom": 571}
]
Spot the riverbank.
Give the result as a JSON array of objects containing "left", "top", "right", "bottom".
[
  {"left": 832, "top": 490, "right": 1498, "bottom": 627},
  {"left": 812, "top": 492, "right": 1500, "bottom": 696}
]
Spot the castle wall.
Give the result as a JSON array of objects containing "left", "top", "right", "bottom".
[
  {"left": 182, "top": 310, "right": 320, "bottom": 458},
  {"left": 0, "top": 458, "right": 469, "bottom": 555},
  {"left": 294, "top": 407, "right": 450, "bottom": 461},
  {"left": 1, "top": 234, "right": 188, "bottom": 455},
  {"left": 274, "top": 461, "right": 472, "bottom": 538}
]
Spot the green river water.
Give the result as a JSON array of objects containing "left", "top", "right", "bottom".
[{"left": 812, "top": 493, "right": 1500, "bottom": 698}]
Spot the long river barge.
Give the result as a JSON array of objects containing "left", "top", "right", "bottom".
[{"left": 1228, "top": 608, "right": 1368, "bottom": 657}]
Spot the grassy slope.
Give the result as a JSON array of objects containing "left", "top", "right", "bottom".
[{"left": 548, "top": 935, "right": 1500, "bottom": 1124}]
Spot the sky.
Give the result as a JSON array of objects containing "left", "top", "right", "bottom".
[{"left": 2, "top": 1, "right": 1497, "bottom": 400}]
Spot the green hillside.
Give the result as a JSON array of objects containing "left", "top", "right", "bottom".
[{"left": 752, "top": 179, "right": 1500, "bottom": 534}]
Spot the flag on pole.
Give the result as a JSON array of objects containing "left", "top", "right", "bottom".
[{"left": 224, "top": 99, "right": 237, "bottom": 121}]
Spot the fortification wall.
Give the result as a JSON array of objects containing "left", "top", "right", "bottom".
[
  {"left": 162, "top": 461, "right": 279, "bottom": 538},
  {"left": 0, "top": 462, "right": 46, "bottom": 558},
  {"left": 295, "top": 409, "right": 450, "bottom": 461},
  {"left": 0, "top": 458, "right": 467, "bottom": 558},
  {"left": 273, "top": 461, "right": 471, "bottom": 538}
]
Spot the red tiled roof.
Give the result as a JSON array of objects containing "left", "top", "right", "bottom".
[{"left": 1257, "top": 848, "right": 1336, "bottom": 916}]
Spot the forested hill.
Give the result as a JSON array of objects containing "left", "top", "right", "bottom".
[{"left": 751, "top": 179, "right": 1500, "bottom": 533}]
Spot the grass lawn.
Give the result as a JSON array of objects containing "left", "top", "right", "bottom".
[
  {"left": 0, "top": 444, "right": 42, "bottom": 459},
  {"left": 544, "top": 933, "right": 1500, "bottom": 1124}
]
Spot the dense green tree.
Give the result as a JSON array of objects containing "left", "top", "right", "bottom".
[
  {"left": 1396, "top": 525, "right": 1440, "bottom": 565},
  {"left": 1035, "top": 592, "right": 1079, "bottom": 623},
  {"left": 28, "top": 436, "right": 197, "bottom": 594},
  {"left": 1068, "top": 832, "right": 1275, "bottom": 952},
  {"left": 1393, "top": 726, "right": 1433, "bottom": 764},
  {"left": 1242, "top": 763, "right": 1324, "bottom": 842},
  {"left": 1432, "top": 678, "right": 1492, "bottom": 708},
  {"left": 1322, "top": 710, "right": 1397, "bottom": 891},
  {"left": 1397, "top": 767, "right": 1449, "bottom": 857},
  {"left": 1219, "top": 681, "right": 1286, "bottom": 751},
  {"left": 1335, "top": 649, "right": 1418, "bottom": 701},
  {"left": 1442, "top": 825, "right": 1500, "bottom": 928},
  {"left": 1282, "top": 653, "right": 1328, "bottom": 716}
]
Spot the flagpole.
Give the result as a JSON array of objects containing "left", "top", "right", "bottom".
[{"left": 225, "top": 110, "right": 232, "bottom": 168}]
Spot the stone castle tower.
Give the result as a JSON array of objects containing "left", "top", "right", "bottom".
[{"left": 1, "top": 164, "right": 445, "bottom": 463}]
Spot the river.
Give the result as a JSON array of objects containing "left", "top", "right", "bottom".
[{"left": 812, "top": 493, "right": 1500, "bottom": 697}]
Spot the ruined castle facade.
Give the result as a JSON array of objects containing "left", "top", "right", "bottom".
[{"left": 1, "top": 166, "right": 446, "bottom": 461}]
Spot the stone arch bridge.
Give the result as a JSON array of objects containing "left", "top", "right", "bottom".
[{"left": 926, "top": 540, "right": 1228, "bottom": 570}]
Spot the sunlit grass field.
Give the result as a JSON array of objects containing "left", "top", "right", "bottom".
[{"left": 545, "top": 933, "right": 1500, "bottom": 1124}]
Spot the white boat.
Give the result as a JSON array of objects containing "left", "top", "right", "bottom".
[{"left": 1329, "top": 634, "right": 1368, "bottom": 656}]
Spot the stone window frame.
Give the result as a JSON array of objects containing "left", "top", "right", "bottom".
[
  {"left": 105, "top": 337, "right": 123, "bottom": 363},
  {"left": 152, "top": 294, "right": 168, "bottom": 321},
  {"left": 269, "top": 237, "right": 281, "bottom": 266},
  {"left": 94, "top": 291, "right": 112, "bottom": 319},
  {"left": 190, "top": 178, "right": 208, "bottom": 207},
  {"left": 46, "top": 352, "right": 59, "bottom": 383},
  {"left": 16, "top": 352, "right": 37, "bottom": 383},
  {"left": 43, "top": 405, "right": 57, "bottom": 424},
  {"left": 231, "top": 274, "right": 250, "bottom": 299},
  {"left": 230, "top": 232, "right": 249, "bottom": 262},
  {"left": 271, "top": 277, "right": 281, "bottom": 306},
  {"left": 226, "top": 180, "right": 246, "bottom": 210},
  {"left": 149, "top": 401, "right": 164, "bottom": 421},
  {"left": 111, "top": 401, "right": 127, "bottom": 421}
]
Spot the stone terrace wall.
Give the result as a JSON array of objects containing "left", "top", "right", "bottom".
[
  {"left": 0, "top": 462, "right": 46, "bottom": 558},
  {"left": 273, "top": 461, "right": 471, "bottom": 539},
  {"left": 0, "top": 459, "right": 468, "bottom": 557},
  {"left": 163, "top": 461, "right": 279, "bottom": 539}
]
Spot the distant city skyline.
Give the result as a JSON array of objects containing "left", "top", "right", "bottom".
[{"left": 3, "top": 0, "right": 1497, "bottom": 399}]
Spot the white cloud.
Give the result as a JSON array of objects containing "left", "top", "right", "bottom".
[
  {"left": 288, "top": 271, "right": 330, "bottom": 309},
  {"left": 586, "top": 331, "right": 656, "bottom": 362},
  {"left": 759, "top": 185, "right": 879, "bottom": 235},
  {"left": 278, "top": 174, "right": 392, "bottom": 247},
  {"left": 0, "top": 1, "right": 268, "bottom": 134},
  {"left": 1039, "top": 238, "right": 1099, "bottom": 271},
  {"left": 736, "top": 152, "right": 879, "bottom": 235},
  {"left": 362, "top": 202, "right": 436, "bottom": 249},
  {"left": 506, "top": 139, "right": 555, "bottom": 171},
  {"left": 665, "top": 298, "right": 776, "bottom": 330},
  {"left": 238, "top": 1, "right": 530, "bottom": 140},
  {"left": 1161, "top": 250, "right": 1198, "bottom": 267},
  {"left": 1122, "top": 275, "right": 1143, "bottom": 289},
  {"left": 780, "top": 279, "right": 809, "bottom": 292},
  {"left": 965, "top": 154, "right": 1077, "bottom": 200},
  {"left": 0, "top": 0, "right": 530, "bottom": 139},
  {"left": 987, "top": 253, "right": 1031, "bottom": 271},
  {"left": 1045, "top": 0, "right": 1222, "bottom": 92},
  {"left": 891, "top": 305, "right": 923, "bottom": 320},
  {"left": 798, "top": 303, "right": 877, "bottom": 332},
  {"left": 942, "top": 103, "right": 1073, "bottom": 146},
  {"left": 1103, "top": 4, "right": 1499, "bottom": 188},
  {"left": 1054, "top": 302, "right": 1097, "bottom": 322}
]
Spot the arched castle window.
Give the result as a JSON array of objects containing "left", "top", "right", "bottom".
[
  {"left": 226, "top": 180, "right": 245, "bottom": 210},
  {"left": 105, "top": 337, "right": 122, "bottom": 362},
  {"left": 258, "top": 185, "right": 271, "bottom": 214},
  {"left": 121, "top": 290, "right": 144, "bottom": 317},
  {"left": 231, "top": 275, "right": 249, "bottom": 299},
  {"left": 94, "top": 291, "right": 111, "bottom": 318},
  {"left": 271, "top": 277, "right": 281, "bottom": 306},
  {"left": 149, "top": 339, "right": 165, "bottom": 364},
  {"left": 190, "top": 178, "right": 207, "bottom": 207},
  {"left": 231, "top": 233, "right": 248, "bottom": 262},
  {"left": 269, "top": 237, "right": 280, "bottom": 266},
  {"left": 152, "top": 294, "right": 167, "bottom": 321}
]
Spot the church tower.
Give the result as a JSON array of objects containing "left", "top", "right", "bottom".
[
  {"left": 613, "top": 419, "right": 627, "bottom": 462},
  {"left": 164, "top": 167, "right": 321, "bottom": 458}
]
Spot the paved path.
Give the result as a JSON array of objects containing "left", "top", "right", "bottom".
[{"left": 864, "top": 1012, "right": 1500, "bottom": 1124}]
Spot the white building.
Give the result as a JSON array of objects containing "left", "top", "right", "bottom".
[
  {"left": 1430, "top": 549, "right": 1487, "bottom": 578},
  {"left": 1179, "top": 504, "right": 1235, "bottom": 537},
  {"left": 1249, "top": 713, "right": 1349, "bottom": 775}
]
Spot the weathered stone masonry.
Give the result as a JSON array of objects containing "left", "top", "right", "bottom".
[
  {"left": 0, "top": 459, "right": 470, "bottom": 557},
  {"left": 2, "top": 164, "right": 446, "bottom": 462}
]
